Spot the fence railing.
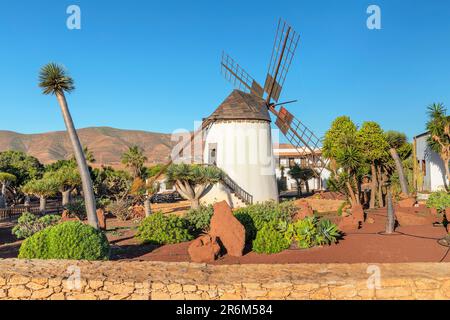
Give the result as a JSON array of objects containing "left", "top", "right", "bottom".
[
  {"left": 201, "top": 163, "right": 254, "bottom": 205},
  {"left": 222, "top": 173, "right": 253, "bottom": 205},
  {"left": 0, "top": 202, "right": 64, "bottom": 222}
]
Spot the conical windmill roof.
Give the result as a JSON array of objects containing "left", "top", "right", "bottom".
[{"left": 206, "top": 90, "right": 271, "bottom": 122}]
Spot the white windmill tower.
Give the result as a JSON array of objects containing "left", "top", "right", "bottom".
[
  {"left": 151, "top": 19, "right": 327, "bottom": 208},
  {"left": 200, "top": 19, "right": 327, "bottom": 208},
  {"left": 200, "top": 89, "right": 278, "bottom": 206}
]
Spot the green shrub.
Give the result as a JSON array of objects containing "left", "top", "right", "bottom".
[
  {"left": 18, "top": 221, "right": 110, "bottom": 260},
  {"left": 234, "top": 201, "right": 297, "bottom": 233},
  {"left": 65, "top": 199, "right": 86, "bottom": 220},
  {"left": 136, "top": 212, "right": 193, "bottom": 245},
  {"left": 12, "top": 212, "right": 60, "bottom": 239},
  {"left": 185, "top": 205, "right": 214, "bottom": 233},
  {"left": 234, "top": 211, "right": 257, "bottom": 243},
  {"left": 252, "top": 220, "right": 292, "bottom": 254},
  {"left": 293, "top": 217, "right": 340, "bottom": 249},
  {"left": 96, "top": 198, "right": 111, "bottom": 209},
  {"left": 426, "top": 191, "right": 450, "bottom": 213}
]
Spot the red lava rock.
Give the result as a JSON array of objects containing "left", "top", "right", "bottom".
[
  {"left": 96, "top": 208, "right": 107, "bottom": 230},
  {"left": 293, "top": 201, "right": 314, "bottom": 221},
  {"left": 446, "top": 208, "right": 450, "bottom": 216},
  {"left": 351, "top": 204, "right": 365, "bottom": 223},
  {"left": 338, "top": 216, "right": 360, "bottom": 232},
  {"left": 398, "top": 197, "right": 416, "bottom": 208},
  {"left": 395, "top": 211, "right": 435, "bottom": 226},
  {"left": 188, "top": 235, "right": 221, "bottom": 263},
  {"left": 210, "top": 201, "right": 245, "bottom": 257}
]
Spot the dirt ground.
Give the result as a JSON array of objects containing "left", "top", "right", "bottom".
[{"left": 1, "top": 201, "right": 450, "bottom": 264}]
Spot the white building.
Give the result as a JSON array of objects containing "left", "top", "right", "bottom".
[
  {"left": 414, "top": 132, "right": 448, "bottom": 192},
  {"left": 200, "top": 90, "right": 279, "bottom": 207},
  {"left": 273, "top": 143, "right": 330, "bottom": 193}
]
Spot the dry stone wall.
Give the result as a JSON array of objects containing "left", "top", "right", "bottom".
[{"left": 0, "top": 259, "right": 449, "bottom": 300}]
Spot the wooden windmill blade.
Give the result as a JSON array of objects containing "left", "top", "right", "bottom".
[
  {"left": 270, "top": 105, "right": 328, "bottom": 175},
  {"left": 264, "top": 19, "right": 300, "bottom": 103},
  {"left": 221, "top": 52, "right": 264, "bottom": 97}
]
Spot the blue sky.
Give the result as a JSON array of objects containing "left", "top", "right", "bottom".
[{"left": 1, "top": 0, "right": 450, "bottom": 141}]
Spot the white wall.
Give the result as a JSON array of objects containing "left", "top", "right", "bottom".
[
  {"left": 203, "top": 120, "right": 279, "bottom": 203},
  {"left": 415, "top": 134, "right": 448, "bottom": 192},
  {"left": 275, "top": 167, "right": 330, "bottom": 192}
]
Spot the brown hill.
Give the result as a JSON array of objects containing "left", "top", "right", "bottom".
[{"left": 0, "top": 127, "right": 177, "bottom": 166}]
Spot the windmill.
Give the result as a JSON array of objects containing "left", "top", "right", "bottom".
[
  {"left": 220, "top": 19, "right": 327, "bottom": 175},
  {"left": 151, "top": 19, "right": 326, "bottom": 207}
]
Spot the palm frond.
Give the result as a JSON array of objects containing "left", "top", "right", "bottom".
[{"left": 38, "top": 63, "right": 75, "bottom": 95}]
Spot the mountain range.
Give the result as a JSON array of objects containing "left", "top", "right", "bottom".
[{"left": 0, "top": 127, "right": 176, "bottom": 166}]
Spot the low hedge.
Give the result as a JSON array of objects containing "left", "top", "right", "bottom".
[
  {"left": 252, "top": 220, "right": 292, "bottom": 254},
  {"left": 136, "top": 212, "right": 193, "bottom": 245},
  {"left": 12, "top": 212, "right": 60, "bottom": 239},
  {"left": 18, "top": 221, "right": 110, "bottom": 260}
]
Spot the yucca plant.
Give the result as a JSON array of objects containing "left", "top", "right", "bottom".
[{"left": 166, "top": 164, "right": 223, "bottom": 209}]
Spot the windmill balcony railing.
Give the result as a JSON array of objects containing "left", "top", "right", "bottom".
[{"left": 202, "top": 163, "right": 254, "bottom": 205}]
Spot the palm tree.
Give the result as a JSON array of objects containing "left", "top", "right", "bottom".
[
  {"left": 385, "top": 131, "right": 410, "bottom": 196},
  {"left": 166, "top": 164, "right": 223, "bottom": 209},
  {"left": 0, "top": 172, "right": 16, "bottom": 208},
  {"left": 426, "top": 103, "right": 450, "bottom": 186},
  {"left": 288, "top": 164, "right": 316, "bottom": 196},
  {"left": 336, "top": 145, "right": 364, "bottom": 205},
  {"left": 39, "top": 63, "right": 98, "bottom": 228},
  {"left": 23, "top": 178, "right": 59, "bottom": 214},
  {"left": 121, "top": 145, "right": 147, "bottom": 179}
]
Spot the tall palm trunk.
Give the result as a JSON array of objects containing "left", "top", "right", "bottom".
[
  {"left": 377, "top": 165, "right": 384, "bottom": 207},
  {"left": 56, "top": 92, "right": 98, "bottom": 229},
  {"left": 39, "top": 196, "right": 46, "bottom": 214},
  {"left": 346, "top": 181, "right": 357, "bottom": 205},
  {"left": 389, "top": 148, "right": 409, "bottom": 196},
  {"left": 443, "top": 153, "right": 450, "bottom": 188},
  {"left": 352, "top": 175, "right": 361, "bottom": 205},
  {"left": 370, "top": 163, "right": 377, "bottom": 209}
]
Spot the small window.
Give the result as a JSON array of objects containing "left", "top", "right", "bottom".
[
  {"left": 280, "top": 158, "right": 288, "bottom": 167},
  {"left": 289, "top": 158, "right": 295, "bottom": 167}
]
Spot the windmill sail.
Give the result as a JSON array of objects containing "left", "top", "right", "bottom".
[
  {"left": 221, "top": 52, "right": 264, "bottom": 97},
  {"left": 220, "top": 19, "right": 326, "bottom": 176},
  {"left": 272, "top": 106, "right": 327, "bottom": 175},
  {"left": 264, "top": 19, "right": 300, "bottom": 103}
]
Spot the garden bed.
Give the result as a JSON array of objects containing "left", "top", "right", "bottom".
[
  {"left": 131, "top": 208, "right": 450, "bottom": 264},
  {"left": 2, "top": 203, "right": 449, "bottom": 264}
]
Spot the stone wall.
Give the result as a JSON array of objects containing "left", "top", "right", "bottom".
[{"left": 0, "top": 259, "right": 450, "bottom": 300}]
